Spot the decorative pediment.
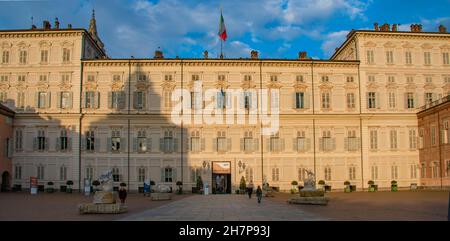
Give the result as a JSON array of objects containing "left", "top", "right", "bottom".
[
  {"left": 0, "top": 83, "right": 10, "bottom": 90},
  {"left": 136, "top": 81, "right": 149, "bottom": 91},
  {"left": 1, "top": 42, "right": 12, "bottom": 49},
  {"left": 443, "top": 83, "right": 450, "bottom": 91},
  {"left": 15, "top": 81, "right": 27, "bottom": 90},
  {"left": 344, "top": 82, "right": 358, "bottom": 90},
  {"left": 240, "top": 80, "right": 255, "bottom": 90},
  {"left": 421, "top": 43, "right": 433, "bottom": 49},
  {"left": 383, "top": 41, "right": 396, "bottom": 48},
  {"left": 366, "top": 82, "right": 380, "bottom": 90},
  {"left": 36, "top": 81, "right": 49, "bottom": 91},
  {"left": 187, "top": 80, "right": 202, "bottom": 90},
  {"left": 60, "top": 41, "right": 74, "bottom": 47},
  {"left": 424, "top": 82, "right": 436, "bottom": 90},
  {"left": 363, "top": 41, "right": 377, "bottom": 47},
  {"left": 17, "top": 41, "right": 30, "bottom": 49},
  {"left": 385, "top": 82, "right": 398, "bottom": 89},
  {"left": 440, "top": 44, "right": 450, "bottom": 50},
  {"left": 402, "top": 42, "right": 415, "bottom": 48},
  {"left": 266, "top": 81, "right": 282, "bottom": 89},
  {"left": 405, "top": 83, "right": 417, "bottom": 90},
  {"left": 161, "top": 81, "right": 176, "bottom": 91},
  {"left": 318, "top": 82, "right": 333, "bottom": 90},
  {"left": 111, "top": 80, "right": 124, "bottom": 91},
  {"left": 39, "top": 40, "right": 52, "bottom": 47},
  {"left": 58, "top": 80, "right": 72, "bottom": 91},
  {"left": 215, "top": 80, "right": 230, "bottom": 89},
  {"left": 293, "top": 82, "right": 308, "bottom": 92},
  {"left": 84, "top": 82, "right": 98, "bottom": 91}
]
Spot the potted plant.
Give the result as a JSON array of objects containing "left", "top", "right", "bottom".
[
  {"left": 368, "top": 180, "right": 375, "bottom": 192},
  {"left": 391, "top": 180, "right": 398, "bottom": 192},
  {"left": 150, "top": 180, "right": 156, "bottom": 193},
  {"left": 290, "top": 181, "right": 298, "bottom": 194},
  {"left": 176, "top": 181, "right": 183, "bottom": 194},
  {"left": 239, "top": 176, "right": 246, "bottom": 194},
  {"left": 92, "top": 180, "right": 100, "bottom": 192},
  {"left": 66, "top": 180, "right": 73, "bottom": 193},
  {"left": 344, "top": 181, "right": 351, "bottom": 193},
  {"left": 46, "top": 181, "right": 54, "bottom": 193},
  {"left": 318, "top": 180, "right": 325, "bottom": 190}
]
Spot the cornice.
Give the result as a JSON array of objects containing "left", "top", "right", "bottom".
[{"left": 0, "top": 31, "right": 83, "bottom": 39}]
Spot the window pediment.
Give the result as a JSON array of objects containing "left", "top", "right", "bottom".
[
  {"left": 421, "top": 43, "right": 433, "bottom": 49},
  {"left": 363, "top": 41, "right": 377, "bottom": 47},
  {"left": 383, "top": 41, "right": 396, "bottom": 48}
]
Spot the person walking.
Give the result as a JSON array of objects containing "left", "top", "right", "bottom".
[
  {"left": 247, "top": 181, "right": 254, "bottom": 199},
  {"left": 118, "top": 186, "right": 127, "bottom": 205},
  {"left": 256, "top": 185, "right": 262, "bottom": 204}
]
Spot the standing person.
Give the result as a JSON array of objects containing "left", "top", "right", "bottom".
[
  {"left": 247, "top": 181, "right": 254, "bottom": 199},
  {"left": 119, "top": 186, "right": 127, "bottom": 205},
  {"left": 256, "top": 185, "right": 262, "bottom": 204}
]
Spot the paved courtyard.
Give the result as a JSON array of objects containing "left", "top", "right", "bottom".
[{"left": 120, "top": 194, "right": 327, "bottom": 221}]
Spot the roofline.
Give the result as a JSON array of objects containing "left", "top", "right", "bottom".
[
  {"left": 82, "top": 58, "right": 360, "bottom": 64},
  {"left": 0, "top": 103, "right": 15, "bottom": 117},
  {"left": 330, "top": 30, "right": 450, "bottom": 60},
  {"left": 0, "top": 28, "right": 106, "bottom": 57}
]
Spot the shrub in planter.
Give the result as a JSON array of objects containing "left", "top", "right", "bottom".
[
  {"left": 176, "top": 181, "right": 183, "bottom": 194},
  {"left": 92, "top": 180, "right": 100, "bottom": 192},
  {"left": 196, "top": 177, "right": 203, "bottom": 193},
  {"left": 344, "top": 181, "right": 351, "bottom": 193},
  {"left": 324, "top": 185, "right": 332, "bottom": 192},
  {"left": 46, "top": 181, "right": 54, "bottom": 193},
  {"left": 318, "top": 180, "right": 326, "bottom": 190},
  {"left": 391, "top": 180, "right": 398, "bottom": 192},
  {"left": 66, "top": 180, "right": 73, "bottom": 193},
  {"left": 239, "top": 176, "right": 246, "bottom": 194},
  {"left": 291, "top": 181, "right": 298, "bottom": 193},
  {"left": 368, "top": 180, "right": 375, "bottom": 192}
]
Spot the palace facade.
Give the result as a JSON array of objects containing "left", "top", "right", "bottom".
[{"left": 1, "top": 14, "right": 449, "bottom": 192}]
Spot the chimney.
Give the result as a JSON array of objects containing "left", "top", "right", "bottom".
[
  {"left": 392, "top": 24, "right": 398, "bottom": 32},
  {"left": 67, "top": 24, "right": 72, "bottom": 29},
  {"left": 298, "top": 51, "right": 307, "bottom": 60},
  {"left": 203, "top": 50, "right": 209, "bottom": 59},
  {"left": 154, "top": 49, "right": 164, "bottom": 59},
  {"left": 54, "top": 18, "right": 60, "bottom": 29},
  {"left": 251, "top": 50, "right": 258, "bottom": 59},
  {"left": 380, "top": 23, "right": 390, "bottom": 31},
  {"left": 43, "top": 20, "right": 51, "bottom": 30},
  {"left": 410, "top": 24, "right": 423, "bottom": 32},
  {"left": 439, "top": 25, "right": 447, "bottom": 33},
  {"left": 374, "top": 22, "right": 379, "bottom": 31}
]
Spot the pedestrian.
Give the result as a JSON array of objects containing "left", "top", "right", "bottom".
[
  {"left": 247, "top": 181, "right": 254, "bottom": 199},
  {"left": 256, "top": 185, "right": 262, "bottom": 204},
  {"left": 119, "top": 186, "right": 127, "bottom": 204}
]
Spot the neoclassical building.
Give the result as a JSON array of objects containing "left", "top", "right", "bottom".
[{"left": 1, "top": 14, "right": 449, "bottom": 192}]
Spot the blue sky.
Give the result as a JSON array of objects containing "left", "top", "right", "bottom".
[{"left": 0, "top": 0, "right": 449, "bottom": 59}]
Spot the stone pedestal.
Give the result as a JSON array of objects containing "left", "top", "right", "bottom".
[
  {"left": 93, "top": 191, "right": 116, "bottom": 204},
  {"left": 150, "top": 193, "right": 172, "bottom": 201},
  {"left": 78, "top": 203, "right": 127, "bottom": 214},
  {"left": 288, "top": 189, "right": 329, "bottom": 206}
]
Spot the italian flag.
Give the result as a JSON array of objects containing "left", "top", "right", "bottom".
[{"left": 218, "top": 11, "right": 227, "bottom": 41}]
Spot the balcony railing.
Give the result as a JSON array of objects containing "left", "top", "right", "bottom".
[{"left": 418, "top": 95, "right": 450, "bottom": 112}]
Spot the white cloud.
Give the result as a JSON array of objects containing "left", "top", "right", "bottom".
[{"left": 321, "top": 30, "right": 349, "bottom": 57}]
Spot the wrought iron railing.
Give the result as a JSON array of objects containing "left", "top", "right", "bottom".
[{"left": 418, "top": 95, "right": 450, "bottom": 112}]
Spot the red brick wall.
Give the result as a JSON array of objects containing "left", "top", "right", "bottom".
[{"left": 0, "top": 112, "right": 13, "bottom": 190}]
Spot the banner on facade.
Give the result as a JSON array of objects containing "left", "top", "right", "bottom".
[{"left": 212, "top": 162, "right": 231, "bottom": 174}]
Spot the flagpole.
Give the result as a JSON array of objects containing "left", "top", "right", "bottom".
[{"left": 220, "top": 39, "right": 223, "bottom": 59}]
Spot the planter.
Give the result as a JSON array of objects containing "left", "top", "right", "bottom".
[
  {"left": 344, "top": 186, "right": 351, "bottom": 193},
  {"left": 391, "top": 184, "right": 398, "bottom": 192},
  {"left": 46, "top": 187, "right": 54, "bottom": 193},
  {"left": 138, "top": 187, "right": 144, "bottom": 193},
  {"left": 66, "top": 188, "right": 73, "bottom": 193},
  {"left": 350, "top": 185, "right": 356, "bottom": 192},
  {"left": 368, "top": 185, "right": 375, "bottom": 192},
  {"left": 324, "top": 185, "right": 332, "bottom": 192},
  {"left": 60, "top": 185, "right": 67, "bottom": 192}
]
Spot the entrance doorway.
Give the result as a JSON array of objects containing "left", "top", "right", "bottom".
[
  {"left": 1, "top": 171, "right": 10, "bottom": 192},
  {"left": 212, "top": 162, "right": 231, "bottom": 194}
]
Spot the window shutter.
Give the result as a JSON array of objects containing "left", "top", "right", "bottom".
[
  {"left": 161, "top": 168, "right": 165, "bottom": 182},
  {"left": 68, "top": 92, "right": 73, "bottom": 109},
  {"left": 226, "top": 92, "right": 231, "bottom": 108},
  {"left": 67, "top": 137, "right": 72, "bottom": 151},
  {"left": 415, "top": 93, "right": 420, "bottom": 108},
  {"left": 239, "top": 92, "right": 245, "bottom": 109},
  {"left": 56, "top": 137, "right": 60, "bottom": 151},
  {"left": 248, "top": 92, "right": 252, "bottom": 109},
  {"left": 281, "top": 138, "right": 285, "bottom": 151},
  {"left": 240, "top": 138, "right": 244, "bottom": 151},
  {"left": 366, "top": 92, "right": 370, "bottom": 109},
  {"left": 293, "top": 138, "right": 298, "bottom": 151},
  {"left": 356, "top": 138, "right": 361, "bottom": 150},
  {"left": 332, "top": 138, "right": 336, "bottom": 151},
  {"left": 174, "top": 138, "right": 179, "bottom": 152},
  {"left": 159, "top": 138, "right": 164, "bottom": 152},
  {"left": 266, "top": 138, "right": 271, "bottom": 152},
  {"left": 94, "top": 138, "right": 100, "bottom": 152},
  {"left": 142, "top": 91, "right": 147, "bottom": 109},
  {"left": 432, "top": 93, "right": 437, "bottom": 102},
  {"left": 44, "top": 138, "right": 49, "bottom": 151},
  {"left": 133, "top": 138, "right": 137, "bottom": 152},
  {"left": 108, "top": 92, "right": 112, "bottom": 109},
  {"left": 253, "top": 138, "right": 259, "bottom": 151},
  {"left": 121, "top": 138, "right": 126, "bottom": 152},
  {"left": 306, "top": 138, "right": 311, "bottom": 151},
  {"left": 404, "top": 93, "right": 408, "bottom": 109},
  {"left": 35, "top": 92, "right": 39, "bottom": 108},
  {"left": 133, "top": 92, "right": 137, "bottom": 109},
  {"left": 46, "top": 92, "right": 51, "bottom": 109},
  {"left": 344, "top": 138, "right": 348, "bottom": 151},
  {"left": 304, "top": 92, "right": 310, "bottom": 109},
  {"left": 376, "top": 92, "right": 381, "bottom": 109},
  {"left": 227, "top": 138, "right": 232, "bottom": 151},
  {"left": 56, "top": 92, "right": 61, "bottom": 109},
  {"left": 82, "top": 92, "right": 86, "bottom": 109},
  {"left": 319, "top": 138, "right": 323, "bottom": 151},
  {"left": 201, "top": 138, "right": 205, "bottom": 151},
  {"left": 119, "top": 92, "right": 126, "bottom": 110},
  {"left": 216, "top": 92, "right": 221, "bottom": 109},
  {"left": 293, "top": 93, "right": 297, "bottom": 109},
  {"left": 172, "top": 168, "right": 177, "bottom": 182},
  {"left": 107, "top": 138, "right": 112, "bottom": 152},
  {"left": 212, "top": 138, "right": 217, "bottom": 151},
  {"left": 80, "top": 137, "right": 86, "bottom": 151},
  {"left": 146, "top": 138, "right": 152, "bottom": 152}
]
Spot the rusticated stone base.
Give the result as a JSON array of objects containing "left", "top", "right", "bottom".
[
  {"left": 93, "top": 191, "right": 117, "bottom": 204},
  {"left": 299, "top": 190, "right": 325, "bottom": 197},
  {"left": 150, "top": 193, "right": 172, "bottom": 201},
  {"left": 288, "top": 197, "right": 330, "bottom": 206},
  {"left": 78, "top": 203, "right": 127, "bottom": 214}
]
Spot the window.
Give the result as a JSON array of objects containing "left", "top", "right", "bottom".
[
  {"left": 370, "top": 130, "right": 378, "bottom": 150},
  {"left": 190, "top": 91, "right": 201, "bottom": 110},
  {"left": 5, "top": 138, "right": 12, "bottom": 158},
  {"left": 15, "top": 129, "right": 23, "bottom": 151},
  {"left": 38, "top": 92, "right": 48, "bottom": 108},
  {"left": 270, "top": 133, "right": 282, "bottom": 152},
  {"left": 406, "top": 76, "right": 414, "bottom": 84},
  {"left": 0, "top": 75, "right": 8, "bottom": 83},
  {"left": 390, "top": 130, "right": 398, "bottom": 150},
  {"left": 432, "top": 162, "right": 439, "bottom": 178},
  {"left": 367, "top": 92, "right": 377, "bottom": 109},
  {"left": 421, "top": 163, "right": 426, "bottom": 178},
  {"left": 190, "top": 130, "right": 201, "bottom": 152},
  {"left": 388, "top": 92, "right": 396, "bottom": 109},
  {"left": 191, "top": 167, "right": 201, "bottom": 182},
  {"left": 19, "top": 50, "right": 27, "bottom": 64},
  {"left": 346, "top": 76, "right": 354, "bottom": 83},
  {"left": 431, "top": 126, "right": 436, "bottom": 146},
  {"left": 164, "top": 167, "right": 173, "bottom": 182},
  {"left": 37, "top": 165, "right": 45, "bottom": 180},
  {"left": 388, "top": 76, "right": 395, "bottom": 83},
  {"left": 349, "top": 166, "right": 356, "bottom": 180},
  {"left": 445, "top": 76, "right": 450, "bottom": 84},
  {"left": 113, "top": 75, "right": 121, "bottom": 82},
  {"left": 85, "top": 91, "right": 98, "bottom": 109},
  {"left": 163, "top": 130, "right": 174, "bottom": 153},
  {"left": 320, "top": 131, "right": 334, "bottom": 151},
  {"left": 86, "top": 167, "right": 94, "bottom": 180},
  {"left": 346, "top": 130, "right": 359, "bottom": 151},
  {"left": 86, "top": 131, "right": 95, "bottom": 151},
  {"left": 134, "top": 91, "right": 146, "bottom": 109},
  {"left": 425, "top": 76, "right": 433, "bottom": 83},
  {"left": 366, "top": 50, "right": 374, "bottom": 64},
  {"left": 270, "top": 75, "right": 278, "bottom": 82},
  {"left": 192, "top": 75, "right": 200, "bottom": 81},
  {"left": 41, "top": 50, "right": 48, "bottom": 63},
  {"left": 59, "top": 129, "right": 68, "bottom": 151},
  {"left": 296, "top": 131, "right": 307, "bottom": 152},
  {"left": 347, "top": 93, "right": 356, "bottom": 109},
  {"left": 217, "top": 131, "right": 227, "bottom": 152},
  {"left": 217, "top": 90, "right": 226, "bottom": 109},
  {"left": 87, "top": 75, "right": 95, "bottom": 82},
  {"left": 443, "top": 52, "right": 449, "bottom": 65},
  {"left": 321, "top": 76, "right": 329, "bottom": 82},
  {"left": 0, "top": 92, "right": 6, "bottom": 103},
  {"left": 386, "top": 51, "right": 394, "bottom": 64},
  {"left": 138, "top": 167, "right": 146, "bottom": 182},
  {"left": 17, "top": 92, "right": 25, "bottom": 109},
  {"left": 59, "top": 92, "right": 72, "bottom": 109},
  {"left": 165, "top": 74, "right": 173, "bottom": 81},
  {"left": 298, "top": 168, "right": 306, "bottom": 181},
  {"left": 368, "top": 75, "right": 375, "bottom": 82},
  {"left": 111, "top": 130, "right": 121, "bottom": 152},
  {"left": 137, "top": 130, "right": 148, "bottom": 153},
  {"left": 245, "top": 168, "right": 253, "bottom": 182},
  {"left": 371, "top": 166, "right": 378, "bottom": 180},
  {"left": 164, "top": 91, "right": 172, "bottom": 109},
  {"left": 244, "top": 91, "right": 252, "bottom": 110},
  {"left": 60, "top": 166, "right": 67, "bottom": 181},
  {"left": 244, "top": 131, "right": 253, "bottom": 152},
  {"left": 424, "top": 52, "right": 431, "bottom": 65},
  {"left": 112, "top": 167, "right": 120, "bottom": 182},
  {"left": 324, "top": 167, "right": 331, "bottom": 181},
  {"left": 62, "top": 48, "right": 70, "bottom": 62},
  {"left": 391, "top": 165, "right": 398, "bottom": 179},
  {"left": 61, "top": 74, "right": 70, "bottom": 83},
  {"left": 244, "top": 75, "right": 252, "bottom": 81},
  {"left": 2, "top": 50, "right": 9, "bottom": 64},
  {"left": 425, "top": 92, "right": 433, "bottom": 104},
  {"left": 409, "top": 129, "right": 417, "bottom": 149},
  {"left": 295, "top": 92, "right": 305, "bottom": 109},
  {"left": 296, "top": 75, "right": 304, "bottom": 83},
  {"left": 109, "top": 91, "right": 124, "bottom": 110},
  {"left": 446, "top": 160, "right": 450, "bottom": 177},
  {"left": 14, "top": 165, "right": 22, "bottom": 180},
  {"left": 410, "top": 165, "right": 417, "bottom": 179},
  {"left": 272, "top": 167, "right": 279, "bottom": 182},
  {"left": 405, "top": 51, "right": 412, "bottom": 64},
  {"left": 406, "top": 92, "right": 415, "bottom": 109},
  {"left": 37, "top": 129, "right": 46, "bottom": 151},
  {"left": 321, "top": 92, "right": 330, "bottom": 109}
]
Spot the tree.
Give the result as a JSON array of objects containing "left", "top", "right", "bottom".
[{"left": 239, "top": 176, "right": 246, "bottom": 191}]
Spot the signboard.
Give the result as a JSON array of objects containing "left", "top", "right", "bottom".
[
  {"left": 212, "top": 162, "right": 231, "bottom": 174},
  {"left": 30, "top": 177, "right": 38, "bottom": 195},
  {"left": 84, "top": 178, "right": 91, "bottom": 195}
]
